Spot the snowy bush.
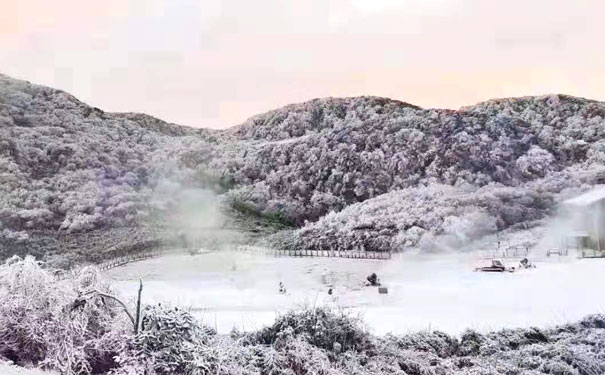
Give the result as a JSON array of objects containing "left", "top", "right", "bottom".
[
  {"left": 112, "top": 305, "right": 218, "bottom": 375},
  {"left": 388, "top": 331, "right": 458, "bottom": 358},
  {"left": 247, "top": 307, "right": 373, "bottom": 353},
  {"left": 0, "top": 256, "right": 128, "bottom": 374},
  {"left": 516, "top": 146, "right": 555, "bottom": 178},
  {"left": 587, "top": 141, "right": 605, "bottom": 165}
]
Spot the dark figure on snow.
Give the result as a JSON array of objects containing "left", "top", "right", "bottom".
[
  {"left": 519, "top": 258, "right": 535, "bottom": 269},
  {"left": 279, "top": 282, "right": 286, "bottom": 294},
  {"left": 366, "top": 273, "right": 380, "bottom": 286},
  {"left": 520, "top": 258, "right": 529, "bottom": 267}
]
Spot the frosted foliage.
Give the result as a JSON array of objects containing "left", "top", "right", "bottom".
[
  {"left": 276, "top": 183, "right": 558, "bottom": 252},
  {"left": 587, "top": 141, "right": 605, "bottom": 164},
  {"left": 106, "top": 305, "right": 605, "bottom": 375},
  {"left": 1, "top": 73, "right": 605, "bottom": 256},
  {"left": 516, "top": 146, "right": 555, "bottom": 178},
  {"left": 217, "top": 95, "right": 605, "bottom": 227},
  {"left": 0, "top": 74, "right": 219, "bottom": 253},
  {"left": 0, "top": 256, "right": 128, "bottom": 375}
]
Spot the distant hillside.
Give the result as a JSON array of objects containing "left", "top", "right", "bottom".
[
  {"left": 1, "top": 74, "right": 604, "bottom": 262},
  {"left": 229, "top": 96, "right": 420, "bottom": 140},
  {"left": 212, "top": 94, "right": 604, "bottom": 234},
  {"left": 0, "top": 74, "right": 220, "bottom": 262}
]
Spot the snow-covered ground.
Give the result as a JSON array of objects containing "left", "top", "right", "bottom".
[
  {"left": 107, "top": 250, "right": 605, "bottom": 336},
  {"left": 0, "top": 363, "right": 56, "bottom": 375}
]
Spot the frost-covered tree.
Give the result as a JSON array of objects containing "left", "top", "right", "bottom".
[{"left": 1, "top": 72, "right": 605, "bottom": 257}]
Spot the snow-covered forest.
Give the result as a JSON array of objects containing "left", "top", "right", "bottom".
[
  {"left": 1, "top": 73, "right": 604, "bottom": 262},
  {"left": 2, "top": 74, "right": 605, "bottom": 375},
  {"left": 0, "top": 74, "right": 220, "bottom": 263}
]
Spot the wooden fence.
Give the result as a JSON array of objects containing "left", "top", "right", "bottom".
[
  {"left": 501, "top": 246, "right": 530, "bottom": 258},
  {"left": 237, "top": 245, "right": 392, "bottom": 260},
  {"left": 480, "top": 245, "right": 530, "bottom": 260},
  {"left": 546, "top": 248, "right": 569, "bottom": 257},
  {"left": 94, "top": 244, "right": 392, "bottom": 274},
  {"left": 98, "top": 249, "right": 165, "bottom": 272}
]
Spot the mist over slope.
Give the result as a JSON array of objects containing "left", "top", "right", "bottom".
[{"left": 0, "top": 74, "right": 604, "bottom": 260}]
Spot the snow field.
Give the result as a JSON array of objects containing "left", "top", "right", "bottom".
[{"left": 107, "top": 250, "right": 605, "bottom": 335}]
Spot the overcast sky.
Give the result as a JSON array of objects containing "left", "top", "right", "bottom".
[{"left": 1, "top": 0, "right": 603, "bottom": 128}]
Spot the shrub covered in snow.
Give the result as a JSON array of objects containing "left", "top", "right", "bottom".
[
  {"left": 246, "top": 306, "right": 373, "bottom": 353},
  {"left": 111, "top": 305, "right": 218, "bottom": 375},
  {"left": 0, "top": 256, "right": 128, "bottom": 374}
]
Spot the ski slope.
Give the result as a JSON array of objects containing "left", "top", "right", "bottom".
[{"left": 107, "top": 251, "right": 605, "bottom": 335}]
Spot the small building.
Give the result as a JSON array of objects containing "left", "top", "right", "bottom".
[{"left": 562, "top": 187, "right": 605, "bottom": 253}]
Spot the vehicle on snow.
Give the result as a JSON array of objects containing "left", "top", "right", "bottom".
[{"left": 474, "top": 259, "right": 515, "bottom": 273}]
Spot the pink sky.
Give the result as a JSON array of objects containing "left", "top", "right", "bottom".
[{"left": 1, "top": 0, "right": 604, "bottom": 129}]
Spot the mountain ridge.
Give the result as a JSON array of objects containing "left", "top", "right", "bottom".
[
  {"left": 1, "top": 73, "right": 604, "bottom": 263},
  {"left": 5, "top": 72, "right": 601, "bottom": 132}
]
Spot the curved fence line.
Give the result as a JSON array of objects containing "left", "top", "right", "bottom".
[
  {"left": 95, "top": 243, "right": 393, "bottom": 274},
  {"left": 237, "top": 245, "right": 392, "bottom": 260},
  {"left": 98, "top": 248, "right": 166, "bottom": 272}
]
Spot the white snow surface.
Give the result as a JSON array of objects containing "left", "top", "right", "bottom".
[
  {"left": 107, "top": 250, "right": 605, "bottom": 336},
  {"left": 0, "top": 363, "right": 56, "bottom": 375}
]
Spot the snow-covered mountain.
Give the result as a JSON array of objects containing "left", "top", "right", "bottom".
[{"left": 1, "top": 74, "right": 604, "bottom": 262}]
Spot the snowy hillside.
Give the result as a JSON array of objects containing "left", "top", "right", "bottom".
[
  {"left": 1, "top": 73, "right": 604, "bottom": 261},
  {"left": 218, "top": 95, "right": 605, "bottom": 225},
  {"left": 0, "top": 74, "right": 221, "bottom": 262},
  {"left": 214, "top": 95, "right": 605, "bottom": 251}
]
